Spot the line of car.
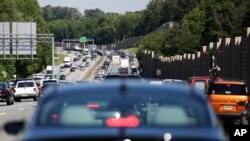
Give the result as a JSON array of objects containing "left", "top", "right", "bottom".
[
  {"left": 149, "top": 76, "right": 250, "bottom": 125},
  {"left": 4, "top": 81, "right": 228, "bottom": 141}
]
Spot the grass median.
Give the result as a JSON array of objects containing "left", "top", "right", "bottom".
[{"left": 55, "top": 53, "right": 65, "bottom": 66}]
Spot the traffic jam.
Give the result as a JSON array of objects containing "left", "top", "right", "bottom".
[{"left": 0, "top": 47, "right": 249, "bottom": 141}]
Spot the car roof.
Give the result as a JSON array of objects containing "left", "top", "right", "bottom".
[
  {"left": 213, "top": 80, "right": 244, "bottom": 85},
  {"left": 42, "top": 82, "right": 203, "bottom": 100},
  {"left": 189, "top": 76, "right": 211, "bottom": 79},
  {"left": 17, "top": 80, "right": 35, "bottom": 83}
]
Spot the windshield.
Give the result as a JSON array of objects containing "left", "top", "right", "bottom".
[{"left": 38, "top": 92, "right": 210, "bottom": 127}]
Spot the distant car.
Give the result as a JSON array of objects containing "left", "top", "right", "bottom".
[
  {"left": 4, "top": 82, "right": 227, "bottom": 141},
  {"left": 119, "top": 67, "right": 129, "bottom": 74},
  {"left": 98, "top": 69, "right": 106, "bottom": 77},
  {"left": 70, "top": 67, "right": 76, "bottom": 72},
  {"left": 130, "top": 62, "right": 136, "bottom": 69},
  {"left": 82, "top": 58, "right": 87, "bottom": 62},
  {"left": 59, "top": 75, "right": 66, "bottom": 80},
  {"left": 78, "top": 55, "right": 82, "bottom": 58},
  {"left": 188, "top": 76, "right": 222, "bottom": 94},
  {"left": 85, "top": 62, "right": 90, "bottom": 67},
  {"left": 78, "top": 63, "right": 86, "bottom": 71},
  {"left": 0, "top": 82, "right": 15, "bottom": 105},
  {"left": 73, "top": 58, "right": 78, "bottom": 61},
  {"left": 14, "top": 80, "right": 39, "bottom": 102}
]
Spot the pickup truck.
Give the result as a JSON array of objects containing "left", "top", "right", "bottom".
[{"left": 14, "top": 80, "right": 39, "bottom": 102}]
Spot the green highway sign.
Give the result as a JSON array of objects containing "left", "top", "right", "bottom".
[{"left": 80, "top": 36, "right": 87, "bottom": 43}]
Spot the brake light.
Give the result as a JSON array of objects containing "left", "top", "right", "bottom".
[
  {"left": 51, "top": 113, "right": 59, "bottom": 120},
  {"left": 106, "top": 115, "right": 140, "bottom": 127},
  {"left": 33, "top": 88, "right": 37, "bottom": 92},
  {"left": 86, "top": 104, "right": 100, "bottom": 109}
]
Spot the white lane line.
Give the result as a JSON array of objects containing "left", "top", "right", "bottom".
[
  {"left": 0, "top": 112, "right": 6, "bottom": 116},
  {"left": 18, "top": 107, "right": 24, "bottom": 110}
]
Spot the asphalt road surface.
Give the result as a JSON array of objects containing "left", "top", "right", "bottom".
[{"left": 0, "top": 52, "right": 104, "bottom": 141}]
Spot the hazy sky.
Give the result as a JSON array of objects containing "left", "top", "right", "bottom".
[{"left": 38, "top": 0, "right": 150, "bottom": 14}]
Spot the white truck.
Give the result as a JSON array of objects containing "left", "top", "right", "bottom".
[
  {"left": 120, "top": 58, "right": 129, "bottom": 68},
  {"left": 112, "top": 55, "right": 121, "bottom": 65},
  {"left": 64, "top": 56, "right": 72, "bottom": 68},
  {"left": 14, "top": 80, "right": 39, "bottom": 102},
  {"left": 46, "top": 65, "right": 52, "bottom": 74},
  {"left": 32, "top": 73, "right": 44, "bottom": 87}
]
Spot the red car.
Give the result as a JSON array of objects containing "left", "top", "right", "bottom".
[
  {"left": 0, "top": 82, "right": 15, "bottom": 105},
  {"left": 188, "top": 76, "right": 222, "bottom": 94}
]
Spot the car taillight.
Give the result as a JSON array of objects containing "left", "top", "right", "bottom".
[
  {"left": 106, "top": 115, "right": 140, "bottom": 127},
  {"left": 51, "top": 113, "right": 59, "bottom": 120},
  {"left": 86, "top": 104, "right": 100, "bottom": 109},
  {"left": 33, "top": 88, "right": 36, "bottom": 92}
]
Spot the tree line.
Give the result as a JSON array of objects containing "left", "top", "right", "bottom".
[
  {"left": 1, "top": 0, "right": 249, "bottom": 81},
  {"left": 135, "top": 0, "right": 250, "bottom": 59}
]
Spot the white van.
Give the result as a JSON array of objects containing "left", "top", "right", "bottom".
[{"left": 33, "top": 74, "right": 44, "bottom": 86}]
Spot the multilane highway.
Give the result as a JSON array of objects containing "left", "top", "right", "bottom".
[{"left": 0, "top": 51, "right": 104, "bottom": 141}]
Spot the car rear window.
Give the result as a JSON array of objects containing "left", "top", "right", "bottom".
[
  {"left": 17, "top": 82, "right": 35, "bottom": 88},
  {"left": 209, "top": 84, "right": 247, "bottom": 95},
  {"left": 38, "top": 92, "right": 211, "bottom": 127},
  {"left": 194, "top": 80, "right": 206, "bottom": 92}
]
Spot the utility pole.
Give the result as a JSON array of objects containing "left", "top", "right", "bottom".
[{"left": 52, "top": 36, "right": 55, "bottom": 79}]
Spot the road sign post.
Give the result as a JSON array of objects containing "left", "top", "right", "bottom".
[{"left": 80, "top": 36, "right": 87, "bottom": 49}]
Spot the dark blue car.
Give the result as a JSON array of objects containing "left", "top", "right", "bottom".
[{"left": 4, "top": 81, "right": 227, "bottom": 141}]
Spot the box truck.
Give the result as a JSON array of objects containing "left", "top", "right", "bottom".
[
  {"left": 120, "top": 58, "right": 129, "bottom": 68},
  {"left": 64, "top": 56, "right": 72, "bottom": 68}
]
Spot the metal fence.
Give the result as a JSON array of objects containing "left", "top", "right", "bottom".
[{"left": 141, "top": 27, "right": 250, "bottom": 87}]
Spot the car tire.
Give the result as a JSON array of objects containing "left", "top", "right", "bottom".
[
  {"left": 33, "top": 96, "right": 38, "bottom": 101},
  {"left": 6, "top": 99, "right": 12, "bottom": 105},
  {"left": 14, "top": 98, "right": 21, "bottom": 102}
]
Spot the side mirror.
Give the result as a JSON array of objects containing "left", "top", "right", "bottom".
[{"left": 4, "top": 121, "right": 25, "bottom": 135}]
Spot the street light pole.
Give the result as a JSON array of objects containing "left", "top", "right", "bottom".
[
  {"left": 52, "top": 36, "right": 55, "bottom": 79},
  {"left": 66, "top": 25, "right": 68, "bottom": 39}
]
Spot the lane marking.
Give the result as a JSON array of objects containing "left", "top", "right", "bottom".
[
  {"left": 18, "top": 107, "right": 24, "bottom": 110},
  {"left": 0, "top": 113, "right": 6, "bottom": 116}
]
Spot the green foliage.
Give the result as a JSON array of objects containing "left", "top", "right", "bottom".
[
  {"left": 136, "top": 0, "right": 250, "bottom": 58},
  {"left": 42, "top": 5, "right": 82, "bottom": 21}
]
